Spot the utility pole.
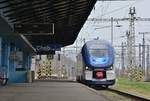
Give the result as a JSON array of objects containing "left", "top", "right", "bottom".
[
  {"left": 139, "top": 44, "right": 142, "bottom": 67},
  {"left": 126, "top": 31, "right": 130, "bottom": 67},
  {"left": 125, "top": 7, "right": 136, "bottom": 81},
  {"left": 139, "top": 32, "right": 150, "bottom": 76},
  {"left": 146, "top": 45, "right": 150, "bottom": 81},
  {"left": 121, "top": 42, "right": 125, "bottom": 76},
  {"left": 142, "top": 33, "right": 145, "bottom": 74},
  {"left": 128, "top": 7, "right": 136, "bottom": 67}
]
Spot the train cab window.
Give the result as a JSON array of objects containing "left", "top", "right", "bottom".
[{"left": 89, "top": 49, "right": 108, "bottom": 57}]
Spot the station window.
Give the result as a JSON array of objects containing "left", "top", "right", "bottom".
[{"left": 15, "top": 49, "right": 25, "bottom": 71}]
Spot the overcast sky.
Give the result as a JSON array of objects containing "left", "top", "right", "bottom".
[{"left": 68, "top": 0, "right": 150, "bottom": 47}]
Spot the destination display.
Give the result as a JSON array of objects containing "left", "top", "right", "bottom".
[{"left": 35, "top": 44, "right": 61, "bottom": 55}]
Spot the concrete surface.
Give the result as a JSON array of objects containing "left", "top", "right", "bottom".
[{"left": 0, "top": 81, "right": 110, "bottom": 101}]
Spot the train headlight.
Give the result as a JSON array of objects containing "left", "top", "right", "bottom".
[
  {"left": 86, "top": 66, "right": 88, "bottom": 70},
  {"left": 107, "top": 66, "right": 113, "bottom": 70}
]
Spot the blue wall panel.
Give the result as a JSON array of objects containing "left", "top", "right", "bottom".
[{"left": 8, "top": 71, "right": 27, "bottom": 83}]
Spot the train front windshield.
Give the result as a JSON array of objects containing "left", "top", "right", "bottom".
[{"left": 89, "top": 49, "right": 108, "bottom": 57}]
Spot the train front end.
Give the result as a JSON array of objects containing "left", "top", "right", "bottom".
[{"left": 81, "top": 40, "right": 115, "bottom": 87}]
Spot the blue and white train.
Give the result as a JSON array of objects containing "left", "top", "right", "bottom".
[{"left": 76, "top": 40, "right": 116, "bottom": 87}]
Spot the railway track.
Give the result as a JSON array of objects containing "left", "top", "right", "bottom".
[
  {"left": 80, "top": 83, "right": 150, "bottom": 101},
  {"left": 107, "top": 88, "right": 150, "bottom": 101}
]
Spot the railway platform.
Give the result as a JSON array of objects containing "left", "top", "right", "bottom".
[{"left": 0, "top": 81, "right": 109, "bottom": 101}]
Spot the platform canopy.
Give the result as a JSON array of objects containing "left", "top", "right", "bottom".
[{"left": 0, "top": 0, "right": 97, "bottom": 53}]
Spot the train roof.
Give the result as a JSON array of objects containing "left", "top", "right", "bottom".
[{"left": 83, "top": 40, "right": 112, "bottom": 49}]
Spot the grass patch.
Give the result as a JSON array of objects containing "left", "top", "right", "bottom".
[{"left": 114, "top": 77, "right": 150, "bottom": 98}]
